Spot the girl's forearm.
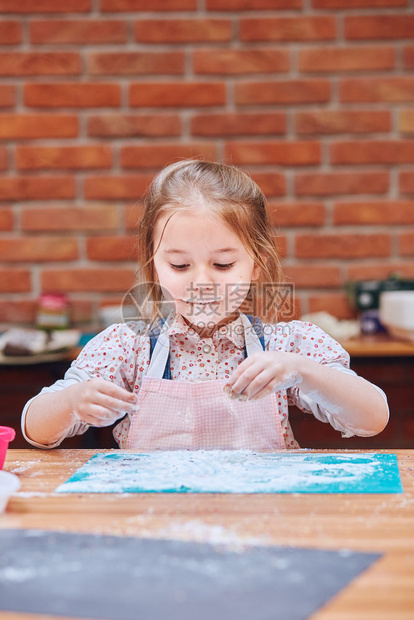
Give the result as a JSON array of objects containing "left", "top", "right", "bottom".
[
  {"left": 24, "top": 386, "right": 80, "bottom": 446},
  {"left": 297, "top": 358, "right": 389, "bottom": 436}
]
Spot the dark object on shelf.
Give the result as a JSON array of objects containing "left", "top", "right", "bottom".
[{"left": 347, "top": 277, "right": 414, "bottom": 312}]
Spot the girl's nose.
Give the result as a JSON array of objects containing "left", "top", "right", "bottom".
[{"left": 193, "top": 266, "right": 215, "bottom": 289}]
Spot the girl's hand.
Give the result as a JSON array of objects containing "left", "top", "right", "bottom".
[
  {"left": 68, "top": 378, "right": 138, "bottom": 427},
  {"left": 224, "top": 351, "right": 304, "bottom": 401}
]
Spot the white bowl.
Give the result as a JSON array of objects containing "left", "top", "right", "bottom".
[
  {"left": 0, "top": 471, "right": 20, "bottom": 513},
  {"left": 379, "top": 291, "right": 414, "bottom": 342}
]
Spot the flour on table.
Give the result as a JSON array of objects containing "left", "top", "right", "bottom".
[{"left": 55, "top": 451, "right": 403, "bottom": 495}]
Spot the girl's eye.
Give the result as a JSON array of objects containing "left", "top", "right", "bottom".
[
  {"left": 169, "top": 264, "right": 189, "bottom": 271},
  {"left": 169, "top": 262, "right": 235, "bottom": 271},
  {"left": 215, "top": 263, "right": 235, "bottom": 270}
]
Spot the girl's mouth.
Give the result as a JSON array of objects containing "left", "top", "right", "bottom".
[{"left": 181, "top": 299, "right": 222, "bottom": 305}]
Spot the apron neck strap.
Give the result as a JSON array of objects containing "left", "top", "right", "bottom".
[
  {"left": 147, "top": 313, "right": 173, "bottom": 380},
  {"left": 243, "top": 314, "right": 265, "bottom": 354},
  {"left": 147, "top": 313, "right": 266, "bottom": 380}
]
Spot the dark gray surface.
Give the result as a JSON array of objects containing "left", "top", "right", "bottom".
[{"left": 0, "top": 529, "right": 380, "bottom": 620}]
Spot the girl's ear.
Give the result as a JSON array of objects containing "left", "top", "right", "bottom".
[{"left": 252, "top": 263, "right": 261, "bottom": 281}]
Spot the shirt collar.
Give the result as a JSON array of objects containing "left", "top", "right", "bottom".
[{"left": 166, "top": 312, "right": 246, "bottom": 349}]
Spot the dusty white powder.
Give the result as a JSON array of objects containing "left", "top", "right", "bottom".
[
  {"left": 55, "top": 450, "right": 396, "bottom": 495},
  {"left": 272, "top": 372, "right": 303, "bottom": 392},
  {"left": 117, "top": 517, "right": 272, "bottom": 553}
]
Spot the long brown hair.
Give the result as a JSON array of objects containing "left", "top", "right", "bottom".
[{"left": 136, "top": 160, "right": 284, "bottom": 323}]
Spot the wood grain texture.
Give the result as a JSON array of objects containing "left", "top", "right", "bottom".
[
  {"left": 339, "top": 335, "right": 414, "bottom": 358},
  {"left": 2, "top": 448, "right": 414, "bottom": 619}
]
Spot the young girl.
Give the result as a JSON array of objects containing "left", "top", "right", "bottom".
[{"left": 22, "top": 160, "right": 389, "bottom": 450}]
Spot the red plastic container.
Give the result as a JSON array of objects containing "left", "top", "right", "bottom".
[{"left": 0, "top": 427, "right": 15, "bottom": 470}]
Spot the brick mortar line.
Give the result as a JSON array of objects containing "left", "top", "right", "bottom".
[
  {"left": 184, "top": 48, "right": 193, "bottom": 79},
  {"left": 2, "top": 39, "right": 412, "bottom": 49},
  {"left": 2, "top": 8, "right": 413, "bottom": 18},
  {"left": 389, "top": 168, "right": 399, "bottom": 200},
  {"left": 12, "top": 202, "right": 22, "bottom": 235},
  {"left": 11, "top": 225, "right": 414, "bottom": 234},
  {"left": 77, "top": 235, "right": 87, "bottom": 262},
  {"left": 285, "top": 108, "right": 294, "bottom": 140},
  {"left": 20, "top": 16, "right": 30, "bottom": 49},
  {"left": 116, "top": 203, "right": 126, "bottom": 236},
  {"left": 178, "top": 110, "right": 189, "bottom": 140},
  {"left": 324, "top": 197, "right": 334, "bottom": 228},
  {"left": 110, "top": 140, "right": 120, "bottom": 173}
]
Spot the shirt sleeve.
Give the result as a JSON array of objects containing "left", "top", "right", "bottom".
[
  {"left": 267, "top": 320, "right": 389, "bottom": 438},
  {"left": 71, "top": 321, "right": 150, "bottom": 390},
  {"left": 21, "top": 367, "right": 91, "bottom": 449},
  {"left": 21, "top": 322, "right": 150, "bottom": 449}
]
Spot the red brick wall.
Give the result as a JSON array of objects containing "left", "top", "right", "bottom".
[{"left": 0, "top": 0, "right": 414, "bottom": 328}]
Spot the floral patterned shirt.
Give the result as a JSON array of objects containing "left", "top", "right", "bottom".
[{"left": 21, "top": 313, "right": 385, "bottom": 449}]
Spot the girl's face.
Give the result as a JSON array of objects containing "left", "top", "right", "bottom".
[{"left": 153, "top": 210, "right": 260, "bottom": 336}]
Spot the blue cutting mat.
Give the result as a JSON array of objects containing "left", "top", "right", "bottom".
[{"left": 55, "top": 451, "right": 403, "bottom": 494}]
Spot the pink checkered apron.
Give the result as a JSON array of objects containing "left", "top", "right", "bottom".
[{"left": 126, "top": 314, "right": 285, "bottom": 451}]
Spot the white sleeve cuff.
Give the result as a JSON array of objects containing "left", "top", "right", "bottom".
[
  {"left": 21, "top": 368, "right": 91, "bottom": 449},
  {"left": 293, "top": 362, "right": 389, "bottom": 438}
]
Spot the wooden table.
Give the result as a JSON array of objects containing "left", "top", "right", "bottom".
[
  {"left": 2, "top": 448, "right": 414, "bottom": 620},
  {"left": 339, "top": 334, "right": 414, "bottom": 358}
]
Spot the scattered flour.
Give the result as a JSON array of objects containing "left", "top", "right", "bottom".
[
  {"left": 55, "top": 450, "right": 402, "bottom": 495},
  {"left": 121, "top": 517, "right": 271, "bottom": 552}
]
